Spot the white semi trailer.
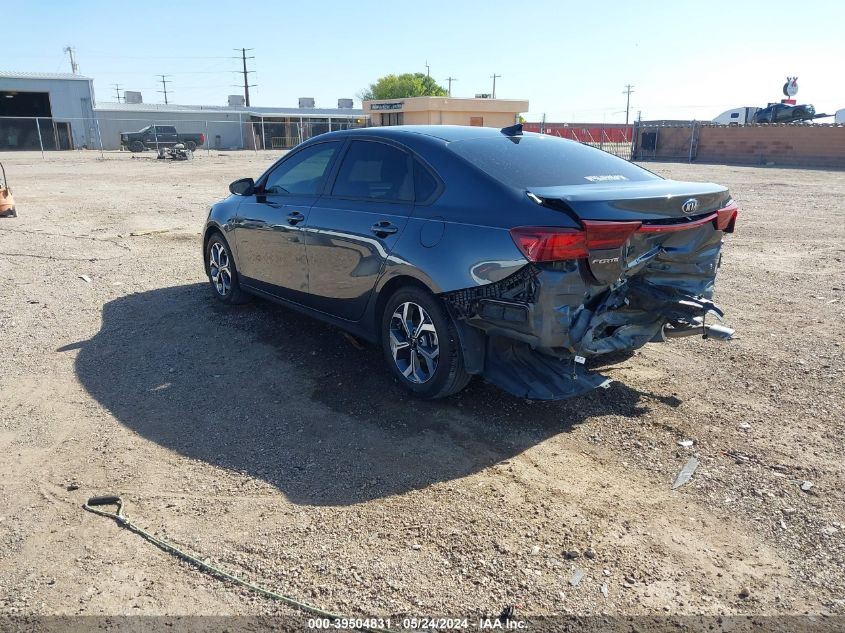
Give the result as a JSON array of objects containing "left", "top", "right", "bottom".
[{"left": 713, "top": 107, "right": 761, "bottom": 125}]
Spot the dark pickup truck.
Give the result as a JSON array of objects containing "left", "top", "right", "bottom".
[{"left": 121, "top": 126, "right": 205, "bottom": 152}]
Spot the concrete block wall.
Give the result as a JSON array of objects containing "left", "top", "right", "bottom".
[
  {"left": 696, "top": 125, "right": 845, "bottom": 168},
  {"left": 635, "top": 124, "right": 845, "bottom": 168}
]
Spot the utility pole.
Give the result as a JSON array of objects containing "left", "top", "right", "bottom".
[
  {"left": 157, "top": 75, "right": 172, "bottom": 104},
  {"left": 63, "top": 46, "right": 79, "bottom": 74},
  {"left": 234, "top": 48, "right": 256, "bottom": 107},
  {"left": 445, "top": 76, "right": 458, "bottom": 97},
  {"left": 112, "top": 84, "right": 123, "bottom": 103},
  {"left": 622, "top": 84, "right": 635, "bottom": 125},
  {"left": 425, "top": 60, "right": 430, "bottom": 78},
  {"left": 491, "top": 73, "right": 501, "bottom": 99}
]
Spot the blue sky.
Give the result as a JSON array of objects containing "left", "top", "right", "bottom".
[{"left": 7, "top": 0, "right": 844, "bottom": 122}]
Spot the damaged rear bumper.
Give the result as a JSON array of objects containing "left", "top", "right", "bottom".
[{"left": 442, "top": 238, "right": 732, "bottom": 400}]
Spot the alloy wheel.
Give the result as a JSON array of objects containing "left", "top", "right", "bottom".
[
  {"left": 209, "top": 242, "right": 232, "bottom": 296},
  {"left": 389, "top": 301, "right": 440, "bottom": 384}
]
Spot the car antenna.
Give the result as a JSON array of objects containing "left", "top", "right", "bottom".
[{"left": 500, "top": 123, "right": 523, "bottom": 136}]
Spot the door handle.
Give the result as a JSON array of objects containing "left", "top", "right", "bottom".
[
  {"left": 287, "top": 211, "right": 306, "bottom": 226},
  {"left": 370, "top": 221, "right": 398, "bottom": 237}
]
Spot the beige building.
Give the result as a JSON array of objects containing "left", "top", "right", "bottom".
[{"left": 363, "top": 96, "right": 528, "bottom": 128}]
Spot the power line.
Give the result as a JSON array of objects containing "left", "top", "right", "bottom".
[
  {"left": 445, "top": 76, "right": 458, "bottom": 97},
  {"left": 490, "top": 73, "right": 501, "bottom": 99},
  {"left": 622, "top": 84, "right": 635, "bottom": 125},
  {"left": 112, "top": 84, "right": 123, "bottom": 103},
  {"left": 233, "top": 48, "right": 256, "bottom": 107},
  {"left": 157, "top": 75, "right": 173, "bottom": 104}
]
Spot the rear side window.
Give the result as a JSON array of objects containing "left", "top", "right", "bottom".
[
  {"left": 331, "top": 141, "right": 413, "bottom": 201},
  {"left": 448, "top": 135, "right": 660, "bottom": 189},
  {"left": 264, "top": 142, "right": 340, "bottom": 195},
  {"left": 414, "top": 161, "right": 439, "bottom": 202}
]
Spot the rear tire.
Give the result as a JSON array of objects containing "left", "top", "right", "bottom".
[
  {"left": 129, "top": 140, "right": 145, "bottom": 153},
  {"left": 205, "top": 233, "right": 248, "bottom": 305},
  {"left": 185, "top": 140, "right": 197, "bottom": 152},
  {"left": 380, "top": 286, "right": 471, "bottom": 399}
]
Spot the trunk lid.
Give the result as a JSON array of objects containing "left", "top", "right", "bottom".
[{"left": 529, "top": 180, "right": 730, "bottom": 222}]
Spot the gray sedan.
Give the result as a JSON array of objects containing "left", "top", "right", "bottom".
[{"left": 203, "top": 125, "right": 738, "bottom": 400}]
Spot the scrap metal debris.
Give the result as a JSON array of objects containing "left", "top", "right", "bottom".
[
  {"left": 78, "top": 274, "right": 92, "bottom": 283},
  {"left": 672, "top": 457, "right": 700, "bottom": 490},
  {"left": 157, "top": 144, "right": 193, "bottom": 161}
]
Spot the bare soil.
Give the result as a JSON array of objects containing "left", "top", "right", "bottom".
[{"left": 0, "top": 150, "right": 843, "bottom": 620}]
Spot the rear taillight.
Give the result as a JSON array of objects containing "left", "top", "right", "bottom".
[
  {"left": 510, "top": 221, "right": 641, "bottom": 263},
  {"left": 581, "top": 220, "right": 642, "bottom": 249},
  {"left": 509, "top": 227, "right": 588, "bottom": 262},
  {"left": 715, "top": 202, "right": 738, "bottom": 233}
]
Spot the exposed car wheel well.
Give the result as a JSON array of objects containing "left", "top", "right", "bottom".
[{"left": 374, "top": 276, "right": 436, "bottom": 338}]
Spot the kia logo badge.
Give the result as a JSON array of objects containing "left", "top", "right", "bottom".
[{"left": 681, "top": 198, "right": 699, "bottom": 214}]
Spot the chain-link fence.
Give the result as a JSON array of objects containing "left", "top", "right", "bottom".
[
  {"left": 0, "top": 114, "right": 367, "bottom": 157},
  {"left": 4, "top": 114, "right": 643, "bottom": 162}
]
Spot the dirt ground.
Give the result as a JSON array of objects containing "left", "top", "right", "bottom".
[{"left": 0, "top": 149, "right": 843, "bottom": 623}]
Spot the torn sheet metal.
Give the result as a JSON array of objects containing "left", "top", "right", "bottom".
[{"left": 439, "top": 216, "right": 734, "bottom": 401}]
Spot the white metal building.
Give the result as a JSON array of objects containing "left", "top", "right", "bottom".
[
  {"left": 0, "top": 71, "right": 98, "bottom": 149},
  {"left": 1, "top": 70, "right": 366, "bottom": 151},
  {"left": 94, "top": 102, "right": 367, "bottom": 151}
]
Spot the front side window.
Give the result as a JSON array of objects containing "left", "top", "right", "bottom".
[
  {"left": 264, "top": 142, "right": 340, "bottom": 195},
  {"left": 331, "top": 141, "right": 413, "bottom": 201}
]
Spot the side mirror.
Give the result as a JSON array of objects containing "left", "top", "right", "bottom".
[{"left": 229, "top": 177, "right": 255, "bottom": 196}]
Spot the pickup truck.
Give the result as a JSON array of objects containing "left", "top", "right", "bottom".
[{"left": 120, "top": 126, "right": 205, "bottom": 152}]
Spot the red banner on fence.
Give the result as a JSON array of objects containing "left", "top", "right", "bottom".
[{"left": 523, "top": 123, "right": 633, "bottom": 144}]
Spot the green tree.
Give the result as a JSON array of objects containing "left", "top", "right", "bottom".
[{"left": 359, "top": 73, "right": 448, "bottom": 101}]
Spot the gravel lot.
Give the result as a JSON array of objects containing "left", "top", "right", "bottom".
[{"left": 0, "top": 150, "right": 843, "bottom": 622}]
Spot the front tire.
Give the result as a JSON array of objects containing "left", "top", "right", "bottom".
[
  {"left": 380, "top": 286, "right": 470, "bottom": 399},
  {"left": 205, "top": 233, "right": 248, "bottom": 304}
]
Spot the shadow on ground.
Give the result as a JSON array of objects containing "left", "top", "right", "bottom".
[{"left": 64, "top": 284, "right": 671, "bottom": 506}]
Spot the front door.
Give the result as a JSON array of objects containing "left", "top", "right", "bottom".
[
  {"left": 304, "top": 140, "right": 414, "bottom": 320},
  {"left": 233, "top": 141, "right": 341, "bottom": 302}
]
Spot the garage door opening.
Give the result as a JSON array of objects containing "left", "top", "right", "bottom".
[{"left": 0, "top": 90, "right": 69, "bottom": 150}]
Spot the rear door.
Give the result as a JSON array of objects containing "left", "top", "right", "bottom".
[
  {"left": 155, "top": 126, "right": 179, "bottom": 145},
  {"left": 303, "top": 139, "right": 415, "bottom": 320},
  {"left": 233, "top": 141, "right": 342, "bottom": 301}
]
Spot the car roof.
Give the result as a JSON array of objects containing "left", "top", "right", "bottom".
[{"left": 316, "top": 125, "right": 519, "bottom": 143}]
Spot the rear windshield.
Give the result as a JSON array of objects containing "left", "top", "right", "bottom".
[{"left": 448, "top": 135, "right": 660, "bottom": 189}]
